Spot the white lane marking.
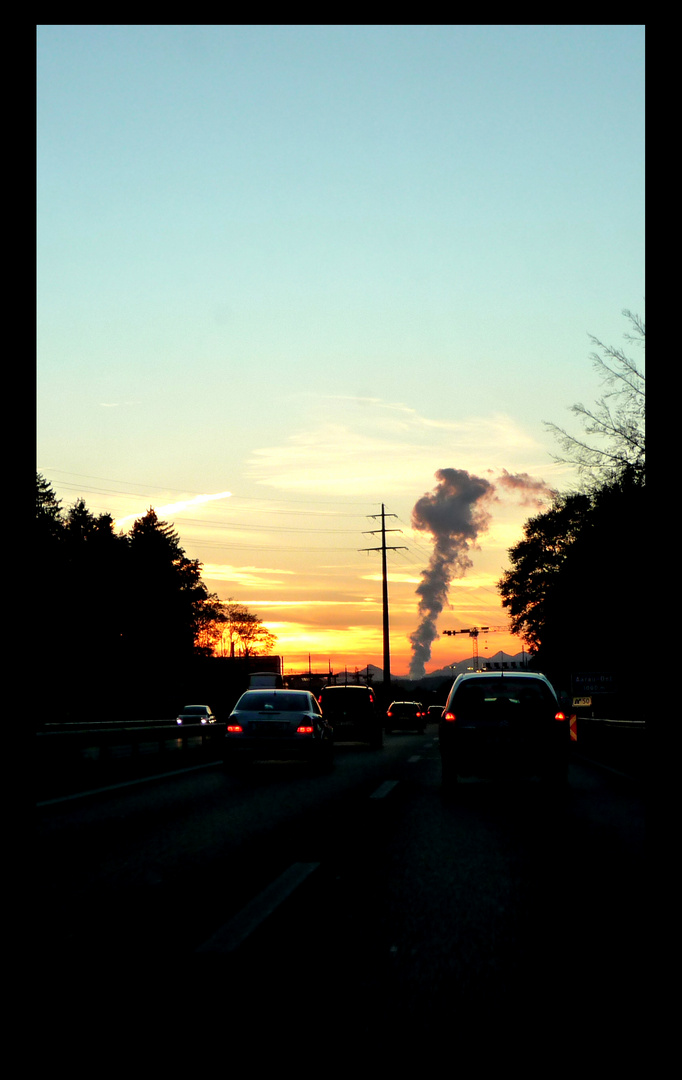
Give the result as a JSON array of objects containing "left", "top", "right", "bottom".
[
  {"left": 370, "top": 780, "right": 399, "bottom": 799},
  {"left": 36, "top": 760, "right": 221, "bottom": 807},
  {"left": 195, "top": 862, "right": 320, "bottom": 955}
]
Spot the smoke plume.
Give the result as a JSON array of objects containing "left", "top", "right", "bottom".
[
  {"left": 409, "top": 468, "right": 495, "bottom": 679},
  {"left": 495, "top": 469, "right": 557, "bottom": 508},
  {"left": 408, "top": 466, "right": 555, "bottom": 679}
]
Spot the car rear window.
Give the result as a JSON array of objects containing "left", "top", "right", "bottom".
[
  {"left": 237, "top": 691, "right": 312, "bottom": 712},
  {"left": 453, "top": 679, "right": 554, "bottom": 709}
]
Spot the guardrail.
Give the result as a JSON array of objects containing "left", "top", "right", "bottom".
[
  {"left": 572, "top": 716, "right": 645, "bottom": 778},
  {"left": 36, "top": 721, "right": 223, "bottom": 800}
]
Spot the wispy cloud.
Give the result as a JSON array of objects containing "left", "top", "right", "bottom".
[
  {"left": 248, "top": 400, "right": 542, "bottom": 497},
  {"left": 116, "top": 490, "right": 232, "bottom": 527},
  {"left": 201, "top": 564, "right": 294, "bottom": 587}
]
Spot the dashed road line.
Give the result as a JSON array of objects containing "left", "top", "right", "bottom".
[
  {"left": 36, "top": 759, "right": 221, "bottom": 807},
  {"left": 195, "top": 862, "right": 321, "bottom": 955},
  {"left": 370, "top": 779, "right": 399, "bottom": 799}
]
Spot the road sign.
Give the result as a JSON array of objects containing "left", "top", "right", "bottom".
[
  {"left": 572, "top": 696, "right": 592, "bottom": 708},
  {"left": 572, "top": 672, "right": 615, "bottom": 695}
]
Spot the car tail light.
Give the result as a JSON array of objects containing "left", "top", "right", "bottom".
[
  {"left": 554, "top": 711, "right": 567, "bottom": 721},
  {"left": 227, "top": 724, "right": 243, "bottom": 733},
  {"left": 297, "top": 725, "right": 314, "bottom": 734},
  {"left": 387, "top": 710, "right": 393, "bottom": 717},
  {"left": 442, "top": 711, "right": 456, "bottom": 722}
]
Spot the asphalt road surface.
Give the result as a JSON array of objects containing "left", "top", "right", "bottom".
[{"left": 36, "top": 730, "right": 645, "bottom": 1064}]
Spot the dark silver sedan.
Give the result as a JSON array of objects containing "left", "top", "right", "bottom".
[
  {"left": 176, "top": 704, "right": 216, "bottom": 725},
  {"left": 222, "top": 689, "right": 334, "bottom": 771}
]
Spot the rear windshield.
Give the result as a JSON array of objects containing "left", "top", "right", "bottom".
[
  {"left": 237, "top": 691, "right": 313, "bottom": 712},
  {"left": 182, "top": 706, "right": 207, "bottom": 714},
  {"left": 453, "top": 678, "right": 555, "bottom": 709},
  {"left": 321, "top": 687, "right": 373, "bottom": 700}
]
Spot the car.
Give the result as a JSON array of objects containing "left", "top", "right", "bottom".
[
  {"left": 317, "top": 684, "right": 383, "bottom": 749},
  {"left": 385, "top": 701, "right": 426, "bottom": 735},
  {"left": 438, "top": 671, "right": 570, "bottom": 790},
  {"left": 176, "top": 704, "right": 216, "bottom": 725},
  {"left": 222, "top": 689, "right": 333, "bottom": 771},
  {"left": 427, "top": 705, "right": 444, "bottom": 721}
]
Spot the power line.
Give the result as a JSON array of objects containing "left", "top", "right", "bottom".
[{"left": 359, "top": 504, "right": 407, "bottom": 695}]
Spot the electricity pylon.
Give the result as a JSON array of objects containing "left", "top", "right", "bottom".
[{"left": 360, "top": 504, "right": 406, "bottom": 698}]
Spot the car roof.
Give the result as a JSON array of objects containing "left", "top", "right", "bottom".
[
  {"left": 240, "top": 688, "right": 310, "bottom": 696},
  {"left": 321, "top": 684, "right": 372, "bottom": 690},
  {"left": 449, "top": 671, "right": 556, "bottom": 692},
  {"left": 455, "top": 671, "right": 549, "bottom": 680}
]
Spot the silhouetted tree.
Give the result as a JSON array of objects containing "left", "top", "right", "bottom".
[
  {"left": 545, "top": 309, "right": 645, "bottom": 487},
  {"left": 36, "top": 479, "right": 227, "bottom": 717},
  {"left": 497, "top": 491, "right": 592, "bottom": 653},
  {"left": 122, "top": 509, "right": 212, "bottom": 664},
  {"left": 213, "top": 599, "right": 277, "bottom": 657}
]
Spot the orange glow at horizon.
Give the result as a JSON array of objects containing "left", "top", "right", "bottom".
[{"left": 235, "top": 617, "right": 523, "bottom": 678}]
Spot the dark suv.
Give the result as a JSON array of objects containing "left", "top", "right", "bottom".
[
  {"left": 317, "top": 685, "right": 383, "bottom": 749},
  {"left": 439, "top": 671, "right": 569, "bottom": 789},
  {"left": 385, "top": 701, "right": 425, "bottom": 735}
]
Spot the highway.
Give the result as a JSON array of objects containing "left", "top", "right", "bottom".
[{"left": 36, "top": 728, "right": 645, "bottom": 1062}]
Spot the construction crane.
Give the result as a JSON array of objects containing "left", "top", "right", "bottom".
[{"left": 442, "top": 626, "right": 507, "bottom": 670}]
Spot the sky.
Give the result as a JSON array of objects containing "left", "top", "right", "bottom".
[{"left": 36, "top": 24, "right": 645, "bottom": 678}]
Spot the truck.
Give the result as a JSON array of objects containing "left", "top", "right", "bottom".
[{"left": 248, "top": 671, "right": 284, "bottom": 689}]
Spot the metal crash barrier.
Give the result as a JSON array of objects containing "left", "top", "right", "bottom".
[{"left": 36, "top": 720, "right": 223, "bottom": 799}]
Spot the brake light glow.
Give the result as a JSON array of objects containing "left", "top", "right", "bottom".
[
  {"left": 554, "top": 711, "right": 567, "bottom": 721},
  {"left": 297, "top": 725, "right": 314, "bottom": 734},
  {"left": 442, "top": 712, "right": 456, "bottom": 722},
  {"left": 227, "top": 724, "right": 243, "bottom": 733}
]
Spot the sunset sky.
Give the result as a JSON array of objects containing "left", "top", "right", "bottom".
[{"left": 37, "top": 25, "right": 645, "bottom": 677}]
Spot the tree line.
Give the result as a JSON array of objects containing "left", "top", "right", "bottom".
[
  {"left": 497, "top": 310, "right": 645, "bottom": 710},
  {"left": 36, "top": 478, "right": 276, "bottom": 718}
]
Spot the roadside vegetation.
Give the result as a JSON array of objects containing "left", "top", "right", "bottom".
[
  {"left": 497, "top": 310, "right": 645, "bottom": 709},
  {"left": 36, "top": 478, "right": 275, "bottom": 719}
]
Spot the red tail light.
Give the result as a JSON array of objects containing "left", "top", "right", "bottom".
[
  {"left": 227, "top": 724, "right": 243, "bottom": 733},
  {"left": 297, "top": 725, "right": 314, "bottom": 734},
  {"left": 554, "top": 711, "right": 566, "bottom": 721},
  {"left": 442, "top": 712, "right": 456, "bottom": 722}
]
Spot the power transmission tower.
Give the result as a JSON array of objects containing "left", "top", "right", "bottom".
[{"left": 360, "top": 504, "right": 406, "bottom": 699}]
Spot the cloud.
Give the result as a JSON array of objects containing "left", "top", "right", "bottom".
[
  {"left": 116, "top": 490, "right": 232, "bottom": 527},
  {"left": 201, "top": 563, "right": 295, "bottom": 587},
  {"left": 247, "top": 400, "right": 543, "bottom": 497}
]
